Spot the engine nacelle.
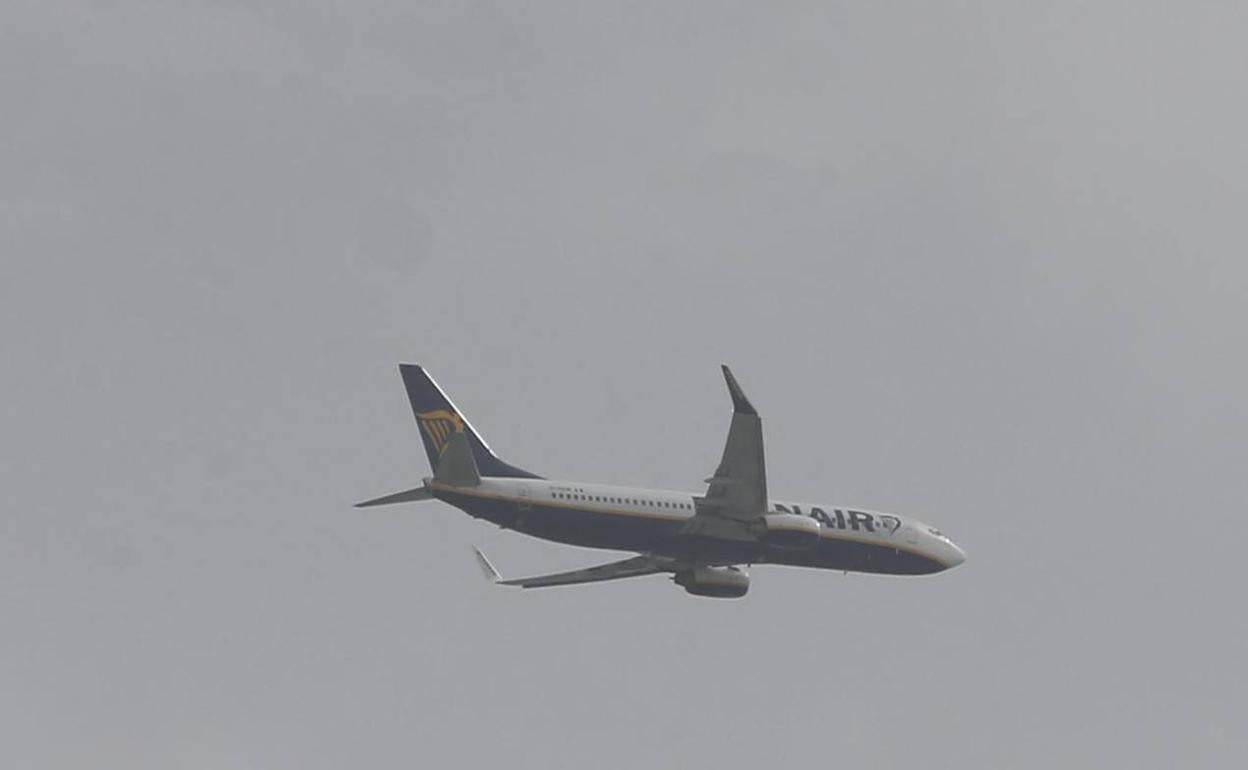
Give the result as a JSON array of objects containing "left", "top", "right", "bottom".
[
  {"left": 675, "top": 566, "right": 750, "bottom": 598},
  {"left": 754, "top": 512, "right": 821, "bottom": 549}
]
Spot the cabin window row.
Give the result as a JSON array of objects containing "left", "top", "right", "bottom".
[{"left": 552, "top": 492, "right": 692, "bottom": 511}]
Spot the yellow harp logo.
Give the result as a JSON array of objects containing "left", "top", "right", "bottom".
[{"left": 416, "top": 409, "right": 465, "bottom": 456}]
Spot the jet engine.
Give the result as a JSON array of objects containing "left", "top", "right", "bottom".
[
  {"left": 753, "top": 512, "right": 821, "bottom": 549},
  {"left": 674, "top": 566, "right": 750, "bottom": 598}
]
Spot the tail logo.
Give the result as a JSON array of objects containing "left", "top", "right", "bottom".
[{"left": 416, "top": 409, "right": 465, "bottom": 455}]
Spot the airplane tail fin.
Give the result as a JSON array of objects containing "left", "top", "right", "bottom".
[
  {"left": 399, "top": 364, "right": 541, "bottom": 479},
  {"left": 433, "top": 430, "right": 482, "bottom": 487}
]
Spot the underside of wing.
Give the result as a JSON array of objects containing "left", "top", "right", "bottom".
[
  {"left": 698, "top": 365, "right": 768, "bottom": 521},
  {"left": 474, "top": 549, "right": 672, "bottom": 589}
]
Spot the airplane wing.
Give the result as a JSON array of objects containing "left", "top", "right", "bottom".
[
  {"left": 698, "top": 365, "right": 768, "bottom": 521},
  {"left": 473, "top": 548, "right": 673, "bottom": 589}
]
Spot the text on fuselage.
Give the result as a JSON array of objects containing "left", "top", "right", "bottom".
[{"left": 774, "top": 504, "right": 900, "bottom": 535}]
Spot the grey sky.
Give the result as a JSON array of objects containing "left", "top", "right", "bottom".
[{"left": 3, "top": 2, "right": 1246, "bottom": 767}]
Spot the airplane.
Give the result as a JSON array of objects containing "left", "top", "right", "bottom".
[{"left": 356, "top": 364, "right": 966, "bottom": 598}]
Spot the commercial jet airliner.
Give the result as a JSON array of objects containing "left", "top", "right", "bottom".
[{"left": 357, "top": 365, "right": 965, "bottom": 598}]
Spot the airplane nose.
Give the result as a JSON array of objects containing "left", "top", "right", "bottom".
[{"left": 946, "top": 542, "right": 967, "bottom": 569}]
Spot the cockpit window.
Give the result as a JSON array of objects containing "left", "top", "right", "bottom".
[{"left": 927, "top": 527, "right": 946, "bottom": 539}]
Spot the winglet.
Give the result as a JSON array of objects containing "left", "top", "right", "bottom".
[
  {"left": 721, "top": 365, "right": 757, "bottom": 415},
  {"left": 473, "top": 547, "right": 501, "bottom": 584}
]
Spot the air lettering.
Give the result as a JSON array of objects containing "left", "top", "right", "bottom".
[
  {"left": 809, "top": 507, "right": 835, "bottom": 528},
  {"left": 847, "top": 510, "right": 875, "bottom": 532},
  {"left": 771, "top": 504, "right": 879, "bottom": 534}
]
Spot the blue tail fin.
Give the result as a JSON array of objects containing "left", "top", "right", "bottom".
[{"left": 398, "top": 364, "right": 541, "bottom": 479}]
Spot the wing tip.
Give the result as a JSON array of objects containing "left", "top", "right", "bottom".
[
  {"left": 720, "top": 365, "right": 757, "bottom": 415},
  {"left": 473, "top": 547, "right": 501, "bottom": 584}
]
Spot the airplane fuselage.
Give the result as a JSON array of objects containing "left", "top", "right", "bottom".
[{"left": 429, "top": 477, "right": 965, "bottom": 576}]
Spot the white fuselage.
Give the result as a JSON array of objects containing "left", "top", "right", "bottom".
[{"left": 430, "top": 476, "right": 965, "bottom": 575}]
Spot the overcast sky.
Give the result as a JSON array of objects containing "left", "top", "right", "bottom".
[{"left": 4, "top": 2, "right": 1247, "bottom": 768}]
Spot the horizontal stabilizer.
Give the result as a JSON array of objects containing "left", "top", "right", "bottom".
[{"left": 354, "top": 486, "right": 433, "bottom": 508}]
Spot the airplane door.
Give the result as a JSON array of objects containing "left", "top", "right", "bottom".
[{"left": 516, "top": 485, "right": 532, "bottom": 511}]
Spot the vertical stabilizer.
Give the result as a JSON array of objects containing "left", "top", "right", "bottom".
[
  {"left": 399, "top": 364, "right": 541, "bottom": 479},
  {"left": 433, "top": 430, "right": 482, "bottom": 487}
]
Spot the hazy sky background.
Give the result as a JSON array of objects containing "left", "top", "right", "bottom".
[{"left": 3, "top": 2, "right": 1247, "bottom": 767}]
